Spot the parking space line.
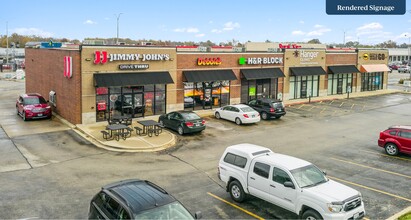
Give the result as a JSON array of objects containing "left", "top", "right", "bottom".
[
  {"left": 207, "top": 192, "right": 264, "bottom": 220},
  {"left": 331, "top": 157, "right": 411, "bottom": 179},
  {"left": 359, "top": 150, "right": 411, "bottom": 162},
  {"left": 328, "top": 176, "right": 411, "bottom": 202},
  {"left": 339, "top": 102, "right": 344, "bottom": 107}
]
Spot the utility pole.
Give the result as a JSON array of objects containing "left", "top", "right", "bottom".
[
  {"left": 6, "top": 21, "right": 9, "bottom": 64},
  {"left": 115, "top": 13, "right": 123, "bottom": 45}
]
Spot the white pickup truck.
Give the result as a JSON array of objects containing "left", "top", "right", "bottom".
[{"left": 218, "top": 143, "right": 365, "bottom": 220}]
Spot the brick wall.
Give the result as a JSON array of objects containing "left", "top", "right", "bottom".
[{"left": 25, "top": 48, "right": 82, "bottom": 124}]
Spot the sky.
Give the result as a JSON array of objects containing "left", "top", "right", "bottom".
[{"left": 1, "top": 0, "right": 411, "bottom": 45}]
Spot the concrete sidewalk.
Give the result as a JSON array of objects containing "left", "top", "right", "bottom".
[{"left": 71, "top": 88, "right": 406, "bottom": 153}]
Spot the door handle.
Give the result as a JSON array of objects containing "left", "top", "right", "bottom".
[
  {"left": 270, "top": 184, "right": 276, "bottom": 188},
  {"left": 250, "top": 177, "right": 255, "bottom": 180}
]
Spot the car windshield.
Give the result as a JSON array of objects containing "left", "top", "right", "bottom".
[
  {"left": 134, "top": 201, "right": 194, "bottom": 220},
  {"left": 240, "top": 106, "right": 255, "bottom": 112},
  {"left": 181, "top": 112, "right": 201, "bottom": 120},
  {"left": 290, "top": 164, "right": 328, "bottom": 188},
  {"left": 24, "top": 97, "right": 47, "bottom": 105}
]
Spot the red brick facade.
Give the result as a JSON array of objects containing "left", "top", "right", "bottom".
[{"left": 25, "top": 48, "right": 82, "bottom": 124}]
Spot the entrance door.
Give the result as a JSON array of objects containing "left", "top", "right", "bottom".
[
  {"left": 300, "top": 80, "right": 307, "bottom": 98},
  {"left": 203, "top": 87, "right": 212, "bottom": 109},
  {"left": 121, "top": 93, "right": 144, "bottom": 118},
  {"left": 337, "top": 76, "right": 343, "bottom": 94}
]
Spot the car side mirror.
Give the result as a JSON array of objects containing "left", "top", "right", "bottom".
[
  {"left": 195, "top": 211, "right": 202, "bottom": 219},
  {"left": 284, "top": 181, "right": 295, "bottom": 189}
]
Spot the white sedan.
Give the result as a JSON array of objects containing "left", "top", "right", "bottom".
[{"left": 215, "top": 104, "right": 260, "bottom": 125}]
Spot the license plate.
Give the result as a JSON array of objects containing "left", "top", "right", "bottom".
[
  {"left": 38, "top": 114, "right": 43, "bottom": 116},
  {"left": 252, "top": 115, "right": 255, "bottom": 118},
  {"left": 278, "top": 109, "right": 282, "bottom": 112}
]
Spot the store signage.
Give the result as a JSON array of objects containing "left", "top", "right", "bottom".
[
  {"left": 239, "top": 57, "right": 283, "bottom": 65},
  {"left": 279, "top": 43, "right": 301, "bottom": 49},
  {"left": 94, "top": 50, "right": 171, "bottom": 64},
  {"left": 197, "top": 57, "right": 222, "bottom": 66},
  {"left": 63, "top": 56, "right": 73, "bottom": 78},
  {"left": 294, "top": 50, "right": 321, "bottom": 64},
  {"left": 363, "top": 53, "right": 386, "bottom": 60},
  {"left": 118, "top": 64, "right": 149, "bottom": 70}
]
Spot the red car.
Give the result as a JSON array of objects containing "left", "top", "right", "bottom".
[
  {"left": 378, "top": 125, "right": 411, "bottom": 156},
  {"left": 16, "top": 93, "right": 52, "bottom": 121}
]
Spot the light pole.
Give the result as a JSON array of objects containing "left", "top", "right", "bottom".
[
  {"left": 115, "top": 13, "right": 123, "bottom": 45},
  {"left": 6, "top": 21, "right": 9, "bottom": 65}
]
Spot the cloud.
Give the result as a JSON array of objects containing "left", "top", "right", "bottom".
[
  {"left": 12, "top": 27, "right": 53, "bottom": 38},
  {"left": 211, "top": 29, "right": 221, "bottom": 33},
  {"left": 306, "top": 25, "right": 331, "bottom": 36},
  {"left": 212, "top": 21, "right": 240, "bottom": 33},
  {"left": 173, "top": 27, "right": 199, "bottom": 33},
  {"left": 186, "top": 28, "right": 199, "bottom": 33},
  {"left": 84, "top": 20, "right": 97, "bottom": 25},
  {"left": 292, "top": 30, "right": 305, "bottom": 35},
  {"left": 195, "top": 33, "right": 205, "bottom": 37},
  {"left": 223, "top": 22, "right": 240, "bottom": 31},
  {"left": 357, "top": 22, "right": 383, "bottom": 31},
  {"left": 299, "top": 20, "right": 305, "bottom": 24},
  {"left": 314, "top": 24, "right": 324, "bottom": 28}
]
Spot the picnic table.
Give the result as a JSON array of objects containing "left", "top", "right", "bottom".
[
  {"left": 103, "top": 124, "right": 130, "bottom": 141},
  {"left": 136, "top": 120, "right": 162, "bottom": 137}
]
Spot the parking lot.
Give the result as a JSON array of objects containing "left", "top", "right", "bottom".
[{"left": 0, "top": 78, "right": 410, "bottom": 219}]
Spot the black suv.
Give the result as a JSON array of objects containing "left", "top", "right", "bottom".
[
  {"left": 247, "top": 98, "right": 286, "bottom": 120},
  {"left": 88, "top": 179, "right": 201, "bottom": 219}
]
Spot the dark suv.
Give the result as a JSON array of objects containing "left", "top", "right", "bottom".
[
  {"left": 88, "top": 179, "right": 201, "bottom": 219},
  {"left": 378, "top": 125, "right": 411, "bottom": 156},
  {"left": 247, "top": 98, "right": 286, "bottom": 120}
]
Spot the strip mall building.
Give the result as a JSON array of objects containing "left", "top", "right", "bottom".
[{"left": 25, "top": 44, "right": 389, "bottom": 125}]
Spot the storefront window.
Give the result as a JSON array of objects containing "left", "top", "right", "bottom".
[
  {"left": 155, "top": 84, "right": 166, "bottom": 116},
  {"left": 240, "top": 78, "right": 279, "bottom": 103},
  {"left": 184, "top": 81, "right": 230, "bottom": 110},
  {"left": 361, "top": 72, "right": 383, "bottom": 91},
  {"left": 289, "top": 76, "right": 319, "bottom": 99},
  {"left": 96, "top": 87, "right": 109, "bottom": 121},
  {"left": 328, "top": 74, "right": 353, "bottom": 95}
]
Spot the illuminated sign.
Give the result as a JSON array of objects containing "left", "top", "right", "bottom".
[
  {"left": 197, "top": 57, "right": 222, "bottom": 66},
  {"left": 239, "top": 57, "right": 283, "bottom": 65},
  {"left": 279, "top": 43, "right": 301, "bottom": 49},
  {"left": 118, "top": 64, "right": 149, "bottom": 70},
  {"left": 363, "top": 53, "right": 386, "bottom": 60},
  {"left": 94, "top": 51, "right": 171, "bottom": 64}
]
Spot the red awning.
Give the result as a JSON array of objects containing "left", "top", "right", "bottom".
[{"left": 360, "top": 64, "right": 390, "bottom": 73}]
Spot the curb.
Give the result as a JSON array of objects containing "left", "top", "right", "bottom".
[{"left": 386, "top": 206, "right": 411, "bottom": 220}]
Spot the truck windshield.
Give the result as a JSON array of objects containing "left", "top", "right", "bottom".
[{"left": 290, "top": 164, "right": 328, "bottom": 188}]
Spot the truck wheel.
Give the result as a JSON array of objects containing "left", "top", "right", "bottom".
[
  {"left": 302, "top": 209, "right": 322, "bottom": 220},
  {"left": 229, "top": 180, "right": 245, "bottom": 202}
]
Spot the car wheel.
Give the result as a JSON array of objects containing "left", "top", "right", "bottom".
[
  {"left": 159, "top": 120, "right": 164, "bottom": 127},
  {"left": 215, "top": 112, "right": 221, "bottom": 119},
  {"left": 177, "top": 126, "right": 184, "bottom": 135},
  {"left": 16, "top": 107, "right": 19, "bottom": 116},
  {"left": 229, "top": 180, "right": 245, "bottom": 202},
  {"left": 22, "top": 111, "right": 27, "bottom": 121},
  {"left": 235, "top": 117, "right": 242, "bottom": 125},
  {"left": 302, "top": 209, "right": 322, "bottom": 220},
  {"left": 261, "top": 112, "right": 268, "bottom": 120},
  {"left": 385, "top": 143, "right": 399, "bottom": 156}
]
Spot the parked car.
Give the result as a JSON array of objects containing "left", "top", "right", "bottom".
[
  {"left": 184, "top": 97, "right": 196, "bottom": 108},
  {"left": 215, "top": 104, "right": 260, "bottom": 125},
  {"left": 158, "top": 111, "right": 205, "bottom": 135},
  {"left": 16, "top": 93, "right": 52, "bottom": 121},
  {"left": 218, "top": 143, "right": 365, "bottom": 220},
  {"left": 389, "top": 64, "right": 399, "bottom": 71},
  {"left": 247, "top": 98, "right": 286, "bottom": 120},
  {"left": 88, "top": 179, "right": 202, "bottom": 219},
  {"left": 397, "top": 65, "right": 410, "bottom": 73},
  {"left": 378, "top": 125, "right": 411, "bottom": 156}
]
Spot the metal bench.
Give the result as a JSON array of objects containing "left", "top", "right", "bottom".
[
  {"left": 134, "top": 127, "right": 143, "bottom": 136},
  {"left": 101, "top": 130, "right": 110, "bottom": 140}
]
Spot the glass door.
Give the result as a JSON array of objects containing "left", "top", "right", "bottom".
[
  {"left": 300, "top": 80, "right": 307, "bottom": 98},
  {"left": 337, "top": 75, "right": 343, "bottom": 94}
]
